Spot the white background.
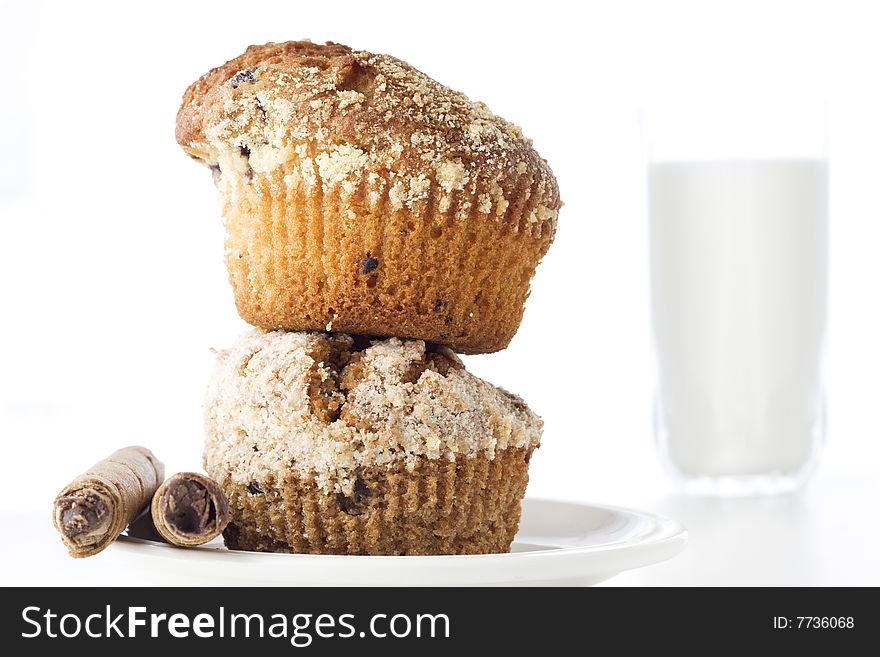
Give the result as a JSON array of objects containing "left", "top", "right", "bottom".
[{"left": 2, "top": 0, "right": 879, "bottom": 585}]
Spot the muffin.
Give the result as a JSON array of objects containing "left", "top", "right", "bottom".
[
  {"left": 177, "top": 41, "right": 560, "bottom": 354},
  {"left": 204, "top": 329, "right": 542, "bottom": 555}
]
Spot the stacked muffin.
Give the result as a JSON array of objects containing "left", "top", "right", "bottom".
[{"left": 176, "top": 41, "right": 560, "bottom": 555}]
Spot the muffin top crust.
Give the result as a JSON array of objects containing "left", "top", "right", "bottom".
[
  {"left": 176, "top": 41, "right": 559, "bottom": 232},
  {"left": 204, "top": 330, "right": 542, "bottom": 495}
]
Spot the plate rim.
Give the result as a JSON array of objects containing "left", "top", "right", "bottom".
[{"left": 117, "top": 497, "right": 688, "bottom": 567}]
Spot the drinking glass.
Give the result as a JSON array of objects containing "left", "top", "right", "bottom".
[{"left": 644, "top": 98, "right": 828, "bottom": 496}]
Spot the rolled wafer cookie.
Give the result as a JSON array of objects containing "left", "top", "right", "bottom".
[
  {"left": 150, "top": 472, "right": 230, "bottom": 547},
  {"left": 53, "top": 446, "right": 164, "bottom": 558}
]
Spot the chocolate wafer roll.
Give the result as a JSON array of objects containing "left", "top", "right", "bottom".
[
  {"left": 53, "top": 446, "right": 164, "bottom": 558},
  {"left": 150, "top": 472, "right": 230, "bottom": 547}
]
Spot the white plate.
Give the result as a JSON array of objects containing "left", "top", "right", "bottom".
[{"left": 115, "top": 498, "right": 686, "bottom": 586}]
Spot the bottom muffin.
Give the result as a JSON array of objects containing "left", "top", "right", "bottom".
[{"left": 204, "top": 330, "right": 542, "bottom": 555}]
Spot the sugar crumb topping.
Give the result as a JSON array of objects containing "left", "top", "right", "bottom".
[
  {"left": 176, "top": 41, "right": 560, "bottom": 231},
  {"left": 204, "top": 330, "right": 542, "bottom": 495}
]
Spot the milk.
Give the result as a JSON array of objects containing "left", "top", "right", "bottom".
[{"left": 649, "top": 159, "right": 827, "bottom": 484}]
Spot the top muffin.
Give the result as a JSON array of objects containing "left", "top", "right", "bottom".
[{"left": 177, "top": 41, "right": 560, "bottom": 353}]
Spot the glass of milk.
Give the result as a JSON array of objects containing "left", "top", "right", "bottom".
[{"left": 644, "top": 99, "right": 828, "bottom": 496}]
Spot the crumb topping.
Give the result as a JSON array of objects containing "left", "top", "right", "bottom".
[
  {"left": 204, "top": 330, "right": 542, "bottom": 495},
  {"left": 177, "top": 41, "right": 560, "bottom": 230}
]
